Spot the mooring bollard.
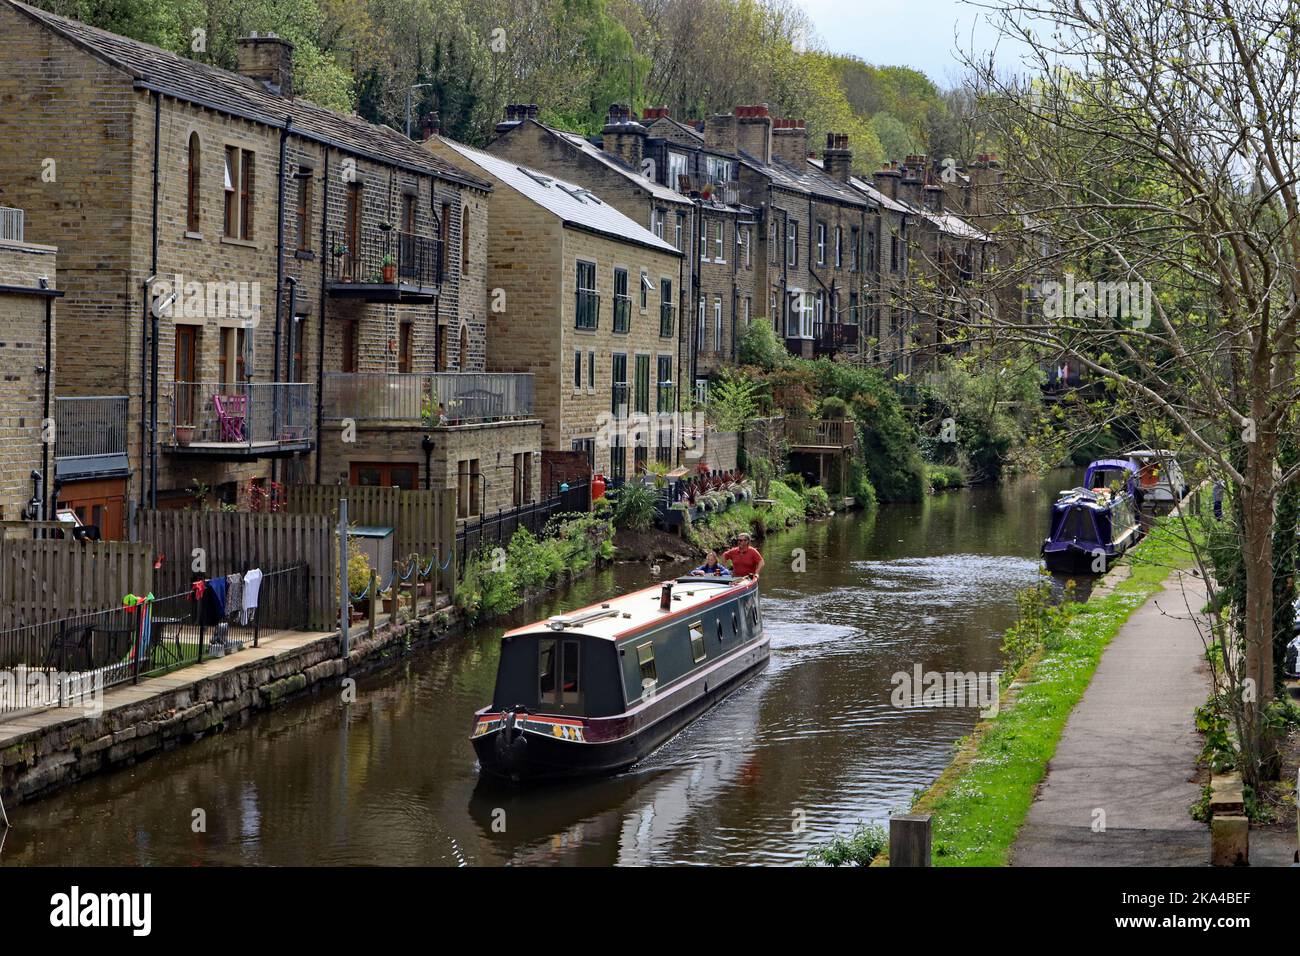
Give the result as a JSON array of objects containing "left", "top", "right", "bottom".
[{"left": 889, "top": 813, "right": 932, "bottom": 867}]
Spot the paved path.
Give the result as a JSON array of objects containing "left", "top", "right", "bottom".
[{"left": 1011, "top": 569, "right": 1213, "bottom": 866}]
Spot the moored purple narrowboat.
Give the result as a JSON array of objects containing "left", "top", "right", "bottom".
[
  {"left": 471, "top": 575, "right": 767, "bottom": 781},
  {"left": 1041, "top": 459, "right": 1142, "bottom": 574}
]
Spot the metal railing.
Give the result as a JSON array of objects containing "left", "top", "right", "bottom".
[
  {"left": 0, "top": 564, "right": 309, "bottom": 722},
  {"left": 55, "top": 396, "right": 129, "bottom": 459},
  {"left": 322, "top": 372, "right": 534, "bottom": 424},
  {"left": 167, "top": 381, "right": 314, "bottom": 447},
  {"left": 813, "top": 321, "right": 860, "bottom": 353},
  {"left": 328, "top": 229, "right": 443, "bottom": 288},
  {"left": 0, "top": 206, "right": 23, "bottom": 242}
]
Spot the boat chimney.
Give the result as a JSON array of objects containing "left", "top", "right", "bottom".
[{"left": 660, "top": 581, "right": 673, "bottom": 611}]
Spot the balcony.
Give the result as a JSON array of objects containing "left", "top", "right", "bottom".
[
  {"left": 785, "top": 418, "right": 856, "bottom": 451},
  {"left": 55, "top": 396, "right": 130, "bottom": 480},
  {"left": 164, "top": 382, "right": 315, "bottom": 458},
  {"left": 813, "top": 321, "right": 860, "bottom": 356},
  {"left": 322, "top": 372, "right": 535, "bottom": 425},
  {"left": 0, "top": 205, "right": 23, "bottom": 242},
  {"left": 327, "top": 229, "right": 443, "bottom": 302}
]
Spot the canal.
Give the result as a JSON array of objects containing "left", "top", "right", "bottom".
[{"left": 2, "top": 473, "right": 1061, "bottom": 866}]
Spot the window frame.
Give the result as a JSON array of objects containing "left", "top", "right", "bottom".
[{"left": 575, "top": 259, "right": 599, "bottom": 330}]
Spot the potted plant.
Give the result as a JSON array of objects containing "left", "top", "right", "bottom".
[
  {"left": 174, "top": 424, "right": 195, "bottom": 447},
  {"left": 381, "top": 253, "right": 397, "bottom": 283}
]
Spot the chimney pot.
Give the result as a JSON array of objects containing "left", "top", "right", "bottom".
[{"left": 236, "top": 34, "right": 295, "bottom": 97}]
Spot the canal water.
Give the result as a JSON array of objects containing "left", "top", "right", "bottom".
[{"left": 1, "top": 473, "right": 1064, "bottom": 867}]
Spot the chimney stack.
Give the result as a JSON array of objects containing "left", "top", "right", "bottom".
[
  {"left": 770, "top": 118, "right": 807, "bottom": 167},
  {"left": 823, "top": 132, "right": 852, "bottom": 182},
  {"left": 601, "top": 103, "right": 647, "bottom": 169},
  {"left": 236, "top": 33, "right": 294, "bottom": 97},
  {"left": 735, "top": 105, "right": 772, "bottom": 164},
  {"left": 873, "top": 162, "right": 902, "bottom": 200},
  {"left": 898, "top": 154, "right": 928, "bottom": 207},
  {"left": 421, "top": 111, "right": 441, "bottom": 142},
  {"left": 705, "top": 112, "right": 738, "bottom": 155}
]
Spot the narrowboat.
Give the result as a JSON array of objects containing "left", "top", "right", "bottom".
[
  {"left": 1041, "top": 459, "right": 1142, "bottom": 574},
  {"left": 1125, "top": 448, "right": 1189, "bottom": 511},
  {"left": 471, "top": 575, "right": 767, "bottom": 781}
]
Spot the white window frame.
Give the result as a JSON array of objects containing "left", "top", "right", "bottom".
[
  {"left": 713, "top": 296, "right": 723, "bottom": 350},
  {"left": 816, "top": 221, "right": 827, "bottom": 266}
]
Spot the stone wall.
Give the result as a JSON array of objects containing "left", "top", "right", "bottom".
[{"left": 0, "top": 606, "right": 461, "bottom": 808}]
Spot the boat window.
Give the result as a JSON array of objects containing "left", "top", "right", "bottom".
[
  {"left": 539, "top": 639, "right": 558, "bottom": 704},
  {"left": 636, "top": 641, "right": 657, "bottom": 689},
  {"left": 1057, "top": 507, "right": 1093, "bottom": 542},
  {"left": 717, "top": 618, "right": 725, "bottom": 642},
  {"left": 689, "top": 622, "right": 706, "bottom": 663},
  {"left": 732, "top": 610, "right": 740, "bottom": 636},
  {"left": 562, "top": 639, "right": 580, "bottom": 704}
]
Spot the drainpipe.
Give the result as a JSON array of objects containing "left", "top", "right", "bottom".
[
  {"left": 315, "top": 148, "right": 330, "bottom": 483},
  {"left": 143, "top": 90, "right": 161, "bottom": 510},
  {"left": 42, "top": 293, "right": 52, "bottom": 519}
]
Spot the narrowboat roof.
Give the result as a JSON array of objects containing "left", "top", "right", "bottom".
[
  {"left": 503, "top": 576, "right": 757, "bottom": 643},
  {"left": 1087, "top": 458, "right": 1138, "bottom": 473},
  {"left": 1125, "top": 449, "right": 1178, "bottom": 459}
]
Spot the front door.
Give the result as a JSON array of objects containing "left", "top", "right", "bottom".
[{"left": 56, "top": 478, "right": 128, "bottom": 540}]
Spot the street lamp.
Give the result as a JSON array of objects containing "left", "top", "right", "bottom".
[{"left": 405, "top": 83, "right": 433, "bottom": 139}]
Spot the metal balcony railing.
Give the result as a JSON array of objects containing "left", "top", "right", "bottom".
[
  {"left": 166, "top": 382, "right": 314, "bottom": 449},
  {"left": 0, "top": 206, "right": 23, "bottom": 242},
  {"left": 328, "top": 229, "right": 443, "bottom": 288},
  {"left": 322, "top": 372, "right": 535, "bottom": 425},
  {"left": 813, "top": 321, "right": 860, "bottom": 353},
  {"left": 55, "top": 396, "right": 129, "bottom": 459}
]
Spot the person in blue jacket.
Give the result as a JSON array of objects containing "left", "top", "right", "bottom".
[{"left": 691, "top": 550, "right": 731, "bottom": 577}]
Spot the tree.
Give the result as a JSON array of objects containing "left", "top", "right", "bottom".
[{"left": 960, "top": 0, "right": 1300, "bottom": 785}]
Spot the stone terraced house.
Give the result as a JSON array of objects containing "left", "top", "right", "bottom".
[
  {"left": 0, "top": 0, "right": 541, "bottom": 533},
  {"left": 427, "top": 135, "right": 683, "bottom": 486}
]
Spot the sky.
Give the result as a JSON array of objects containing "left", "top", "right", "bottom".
[{"left": 800, "top": 0, "right": 1031, "bottom": 87}]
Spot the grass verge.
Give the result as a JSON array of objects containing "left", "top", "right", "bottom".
[{"left": 890, "top": 515, "right": 1204, "bottom": 866}]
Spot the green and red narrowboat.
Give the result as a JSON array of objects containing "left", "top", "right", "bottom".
[{"left": 471, "top": 575, "right": 767, "bottom": 781}]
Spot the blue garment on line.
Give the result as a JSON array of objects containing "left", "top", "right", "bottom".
[{"left": 201, "top": 576, "right": 228, "bottom": 626}]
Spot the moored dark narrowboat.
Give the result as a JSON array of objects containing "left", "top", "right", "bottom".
[
  {"left": 471, "top": 575, "right": 767, "bottom": 781},
  {"left": 1041, "top": 459, "right": 1142, "bottom": 574}
]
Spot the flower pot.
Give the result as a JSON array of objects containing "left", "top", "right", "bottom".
[
  {"left": 174, "top": 425, "right": 195, "bottom": 447},
  {"left": 383, "top": 597, "right": 395, "bottom": 613},
  {"left": 382, "top": 264, "right": 397, "bottom": 283}
]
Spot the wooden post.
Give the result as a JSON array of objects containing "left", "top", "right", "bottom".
[
  {"left": 368, "top": 569, "right": 377, "bottom": 635},
  {"left": 339, "top": 498, "right": 350, "bottom": 657},
  {"left": 889, "top": 813, "right": 932, "bottom": 867}
]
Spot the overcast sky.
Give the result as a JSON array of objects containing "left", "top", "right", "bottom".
[{"left": 801, "top": 0, "right": 1030, "bottom": 86}]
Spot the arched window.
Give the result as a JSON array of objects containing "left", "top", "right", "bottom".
[
  {"left": 458, "top": 324, "right": 469, "bottom": 370},
  {"left": 186, "top": 132, "right": 201, "bottom": 233}
]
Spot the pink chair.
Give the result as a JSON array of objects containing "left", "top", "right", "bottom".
[{"left": 214, "top": 393, "right": 247, "bottom": 442}]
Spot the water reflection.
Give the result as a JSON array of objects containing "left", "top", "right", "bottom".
[{"left": 3, "top": 473, "right": 1062, "bottom": 867}]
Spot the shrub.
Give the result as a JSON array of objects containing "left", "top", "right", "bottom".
[
  {"left": 804, "top": 823, "right": 888, "bottom": 866},
  {"left": 804, "top": 485, "right": 832, "bottom": 517},
  {"left": 926, "top": 464, "right": 966, "bottom": 492},
  {"left": 819, "top": 395, "right": 849, "bottom": 419},
  {"left": 736, "top": 318, "right": 788, "bottom": 371},
  {"left": 612, "top": 482, "right": 657, "bottom": 531}
]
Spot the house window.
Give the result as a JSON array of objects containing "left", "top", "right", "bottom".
[
  {"left": 675, "top": 213, "right": 684, "bottom": 251},
  {"left": 738, "top": 225, "right": 750, "bottom": 267},
  {"left": 351, "top": 462, "right": 418, "bottom": 490},
  {"left": 713, "top": 296, "right": 723, "bottom": 351},
  {"left": 787, "top": 221, "right": 798, "bottom": 266},
  {"left": 224, "top": 146, "right": 255, "bottom": 240},
  {"left": 868, "top": 230, "right": 877, "bottom": 271},
  {"left": 651, "top": 208, "right": 665, "bottom": 238},
  {"left": 659, "top": 278, "right": 674, "bottom": 337},
  {"left": 609, "top": 428, "right": 626, "bottom": 482},
  {"left": 398, "top": 321, "right": 413, "bottom": 373},
  {"left": 656, "top": 355, "right": 673, "bottom": 413},
  {"left": 512, "top": 451, "right": 533, "bottom": 505},
  {"left": 187, "top": 133, "right": 201, "bottom": 233},
  {"left": 634, "top": 354, "right": 651, "bottom": 415},
  {"left": 341, "top": 320, "right": 358, "bottom": 373},
  {"left": 461, "top": 205, "right": 470, "bottom": 274},
  {"left": 850, "top": 226, "right": 860, "bottom": 271},
  {"left": 295, "top": 169, "right": 313, "bottom": 252},
  {"left": 402, "top": 193, "right": 417, "bottom": 233},
  {"left": 768, "top": 219, "right": 778, "bottom": 264},
  {"left": 743, "top": 297, "right": 751, "bottom": 327},
  {"left": 611, "top": 353, "right": 628, "bottom": 417},
  {"left": 575, "top": 260, "right": 598, "bottom": 329},
  {"left": 456, "top": 458, "right": 481, "bottom": 518},
  {"left": 587, "top": 350, "right": 595, "bottom": 391},
  {"left": 667, "top": 152, "right": 688, "bottom": 190},
  {"left": 696, "top": 297, "right": 705, "bottom": 352},
  {"left": 700, "top": 221, "right": 710, "bottom": 261},
  {"left": 816, "top": 221, "right": 827, "bottom": 265},
  {"left": 714, "top": 221, "right": 724, "bottom": 261},
  {"left": 440, "top": 201, "right": 452, "bottom": 278},
  {"left": 218, "top": 327, "right": 247, "bottom": 386},
  {"left": 834, "top": 225, "right": 843, "bottom": 267},
  {"left": 891, "top": 233, "right": 900, "bottom": 271},
  {"left": 574, "top": 350, "right": 582, "bottom": 390},
  {"left": 640, "top": 271, "right": 651, "bottom": 311},
  {"left": 613, "top": 267, "right": 631, "bottom": 332}
]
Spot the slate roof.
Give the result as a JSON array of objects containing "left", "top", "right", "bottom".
[
  {"left": 738, "top": 150, "right": 868, "bottom": 207},
  {"left": 543, "top": 125, "right": 692, "bottom": 207},
  {"left": 436, "top": 138, "right": 681, "bottom": 256},
  {"left": 6, "top": 0, "right": 491, "bottom": 191},
  {"left": 806, "top": 158, "right": 913, "bottom": 215},
  {"left": 806, "top": 158, "right": 990, "bottom": 239}
]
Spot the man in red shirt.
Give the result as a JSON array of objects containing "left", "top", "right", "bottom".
[{"left": 723, "top": 532, "right": 764, "bottom": 578}]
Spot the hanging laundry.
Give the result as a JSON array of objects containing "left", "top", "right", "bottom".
[
  {"left": 241, "top": 568, "right": 263, "bottom": 626},
  {"left": 200, "top": 575, "right": 228, "bottom": 627},
  {"left": 226, "top": 572, "right": 244, "bottom": 620}
]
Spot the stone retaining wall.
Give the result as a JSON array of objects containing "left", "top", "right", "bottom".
[{"left": 1, "top": 609, "right": 459, "bottom": 808}]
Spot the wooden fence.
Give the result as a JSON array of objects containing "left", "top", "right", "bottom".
[
  {"left": 0, "top": 539, "right": 153, "bottom": 629},
  {"left": 285, "top": 485, "right": 457, "bottom": 596},
  {"left": 132, "top": 510, "right": 336, "bottom": 629}
]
